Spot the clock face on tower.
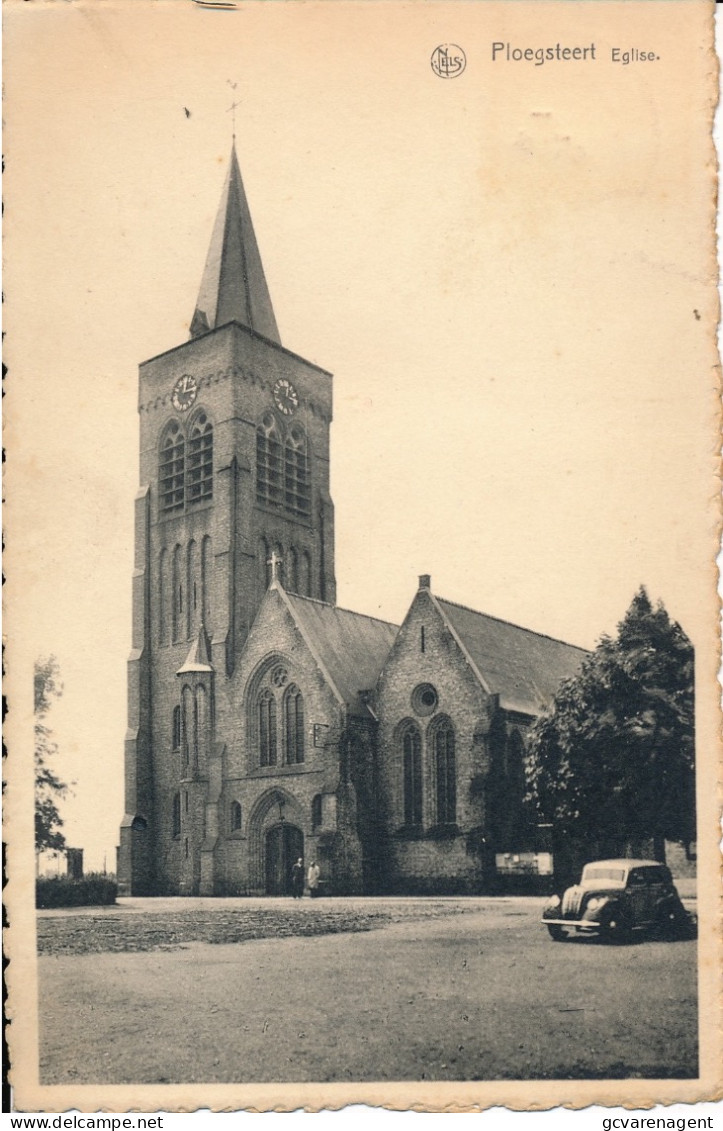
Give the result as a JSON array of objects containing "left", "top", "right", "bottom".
[
  {"left": 273, "top": 377, "right": 299, "bottom": 416},
  {"left": 171, "top": 374, "right": 198, "bottom": 412}
]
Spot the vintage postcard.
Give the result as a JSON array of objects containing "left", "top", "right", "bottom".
[{"left": 4, "top": 0, "right": 721, "bottom": 1115}]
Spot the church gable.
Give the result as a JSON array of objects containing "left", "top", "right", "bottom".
[
  {"left": 218, "top": 584, "right": 389, "bottom": 895},
  {"left": 376, "top": 576, "right": 491, "bottom": 712},
  {"left": 230, "top": 583, "right": 397, "bottom": 778},
  {"left": 375, "top": 577, "right": 492, "bottom": 846},
  {"left": 216, "top": 585, "right": 348, "bottom": 893},
  {"left": 231, "top": 585, "right": 345, "bottom": 774},
  {"left": 373, "top": 575, "right": 587, "bottom": 893}
]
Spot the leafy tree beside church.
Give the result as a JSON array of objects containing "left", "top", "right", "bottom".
[
  {"left": 34, "top": 655, "right": 70, "bottom": 855},
  {"left": 525, "top": 588, "right": 695, "bottom": 864}
]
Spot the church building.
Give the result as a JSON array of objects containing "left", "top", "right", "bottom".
[{"left": 117, "top": 146, "right": 586, "bottom": 897}]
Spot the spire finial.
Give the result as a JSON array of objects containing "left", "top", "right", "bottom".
[
  {"left": 267, "top": 550, "right": 283, "bottom": 586},
  {"left": 226, "top": 80, "right": 240, "bottom": 140}
]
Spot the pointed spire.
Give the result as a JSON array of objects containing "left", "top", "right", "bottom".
[
  {"left": 177, "top": 623, "right": 214, "bottom": 674},
  {"left": 191, "top": 145, "right": 280, "bottom": 344}
]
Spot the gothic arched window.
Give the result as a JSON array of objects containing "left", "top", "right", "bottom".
[
  {"left": 172, "top": 705, "right": 181, "bottom": 751},
  {"left": 311, "top": 794, "right": 322, "bottom": 829},
  {"left": 257, "top": 413, "right": 283, "bottom": 507},
  {"left": 172, "top": 793, "right": 181, "bottom": 838},
  {"left": 160, "top": 422, "right": 185, "bottom": 514},
  {"left": 288, "top": 547, "right": 299, "bottom": 594},
  {"left": 230, "top": 800, "right": 242, "bottom": 833},
  {"left": 186, "top": 540, "right": 197, "bottom": 639},
  {"left": 432, "top": 716, "right": 456, "bottom": 825},
  {"left": 159, "top": 414, "right": 213, "bottom": 515},
  {"left": 159, "top": 549, "right": 169, "bottom": 644},
  {"left": 187, "top": 413, "right": 213, "bottom": 504},
  {"left": 260, "top": 537, "right": 270, "bottom": 591},
  {"left": 249, "top": 661, "right": 308, "bottom": 771},
  {"left": 401, "top": 722, "right": 423, "bottom": 828},
  {"left": 505, "top": 729, "right": 528, "bottom": 846},
  {"left": 181, "top": 684, "right": 193, "bottom": 767},
  {"left": 284, "top": 426, "right": 310, "bottom": 518},
  {"left": 284, "top": 684, "right": 305, "bottom": 765},
  {"left": 505, "top": 729, "right": 525, "bottom": 785},
  {"left": 300, "top": 550, "right": 312, "bottom": 597},
  {"left": 195, "top": 684, "right": 207, "bottom": 767},
  {"left": 172, "top": 545, "right": 183, "bottom": 642},
  {"left": 201, "top": 535, "right": 212, "bottom": 630},
  {"left": 258, "top": 689, "right": 277, "bottom": 766}
]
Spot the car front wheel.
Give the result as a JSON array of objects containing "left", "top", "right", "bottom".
[
  {"left": 599, "top": 906, "right": 631, "bottom": 944},
  {"left": 547, "top": 924, "right": 567, "bottom": 941}
]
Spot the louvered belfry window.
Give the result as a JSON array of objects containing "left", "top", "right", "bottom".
[
  {"left": 257, "top": 413, "right": 284, "bottom": 507},
  {"left": 256, "top": 414, "right": 311, "bottom": 519},
  {"left": 160, "top": 422, "right": 185, "bottom": 513},
  {"left": 284, "top": 427, "right": 310, "bottom": 518},
  {"left": 159, "top": 414, "right": 213, "bottom": 514},
  {"left": 187, "top": 414, "right": 213, "bottom": 503}
]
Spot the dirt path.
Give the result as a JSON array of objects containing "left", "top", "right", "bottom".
[{"left": 38, "top": 899, "right": 697, "bottom": 1084}]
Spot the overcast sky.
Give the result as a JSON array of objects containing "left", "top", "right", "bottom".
[{"left": 6, "top": 1, "right": 717, "bottom": 871}]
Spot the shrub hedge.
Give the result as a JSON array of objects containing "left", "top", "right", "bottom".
[{"left": 36, "top": 873, "right": 118, "bottom": 908}]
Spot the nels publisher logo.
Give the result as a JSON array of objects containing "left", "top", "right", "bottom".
[{"left": 431, "top": 44, "right": 466, "bottom": 78}]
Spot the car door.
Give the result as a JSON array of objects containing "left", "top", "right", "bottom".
[{"left": 626, "top": 868, "right": 650, "bottom": 926}]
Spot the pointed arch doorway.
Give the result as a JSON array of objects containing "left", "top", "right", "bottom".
[{"left": 265, "top": 823, "right": 304, "bottom": 895}]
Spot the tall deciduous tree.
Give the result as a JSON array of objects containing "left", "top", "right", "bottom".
[
  {"left": 525, "top": 588, "right": 695, "bottom": 863},
  {"left": 34, "top": 655, "right": 69, "bottom": 854}
]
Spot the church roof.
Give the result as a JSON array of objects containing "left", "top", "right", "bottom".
[
  {"left": 284, "top": 594, "right": 399, "bottom": 715},
  {"left": 191, "top": 145, "right": 280, "bottom": 344},
  {"left": 434, "top": 595, "right": 588, "bottom": 716}
]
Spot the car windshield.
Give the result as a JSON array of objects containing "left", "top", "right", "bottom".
[{"left": 582, "top": 866, "right": 626, "bottom": 883}]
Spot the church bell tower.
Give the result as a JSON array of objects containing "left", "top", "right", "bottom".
[{"left": 118, "top": 144, "right": 336, "bottom": 895}]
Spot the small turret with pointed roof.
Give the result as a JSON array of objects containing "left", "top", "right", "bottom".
[
  {"left": 177, "top": 623, "right": 214, "bottom": 675},
  {"left": 190, "top": 143, "right": 280, "bottom": 344}
]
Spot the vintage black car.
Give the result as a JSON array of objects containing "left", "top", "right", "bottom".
[{"left": 542, "top": 858, "right": 693, "bottom": 942}]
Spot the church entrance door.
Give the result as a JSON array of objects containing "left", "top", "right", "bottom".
[{"left": 265, "top": 823, "right": 304, "bottom": 895}]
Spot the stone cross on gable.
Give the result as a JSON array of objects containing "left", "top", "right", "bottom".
[{"left": 267, "top": 549, "right": 283, "bottom": 585}]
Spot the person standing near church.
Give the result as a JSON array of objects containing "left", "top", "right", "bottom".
[
  {"left": 291, "top": 856, "right": 305, "bottom": 898},
  {"left": 307, "top": 860, "right": 321, "bottom": 898}
]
